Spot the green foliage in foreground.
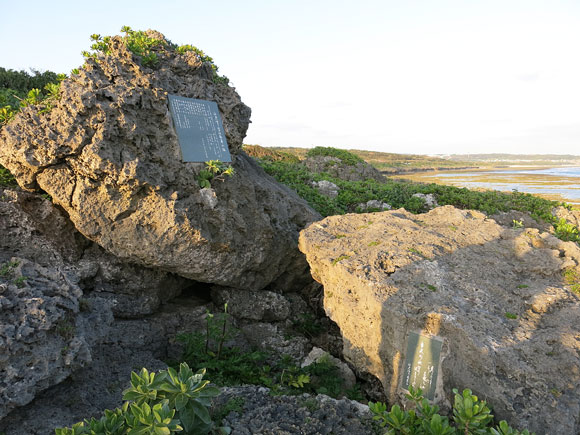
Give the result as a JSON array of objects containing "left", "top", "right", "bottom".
[
  {"left": 306, "top": 146, "right": 365, "bottom": 166},
  {"left": 175, "top": 306, "right": 361, "bottom": 400},
  {"left": 84, "top": 26, "right": 229, "bottom": 84},
  {"left": 0, "top": 165, "right": 17, "bottom": 187},
  {"left": 370, "top": 386, "right": 533, "bottom": 435},
  {"left": 258, "top": 158, "right": 569, "bottom": 225},
  {"left": 0, "top": 67, "right": 64, "bottom": 126},
  {"left": 55, "top": 363, "right": 224, "bottom": 435},
  {"left": 197, "top": 160, "right": 235, "bottom": 189},
  {"left": 554, "top": 218, "right": 580, "bottom": 242}
]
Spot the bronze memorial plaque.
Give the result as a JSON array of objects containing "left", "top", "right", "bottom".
[
  {"left": 168, "top": 94, "right": 231, "bottom": 163},
  {"left": 401, "top": 331, "right": 443, "bottom": 400}
]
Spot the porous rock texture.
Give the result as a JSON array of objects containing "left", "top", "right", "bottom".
[
  {"left": 0, "top": 297, "right": 213, "bottom": 434},
  {"left": 299, "top": 206, "right": 580, "bottom": 434},
  {"left": 0, "top": 187, "right": 190, "bottom": 420},
  {"left": 0, "top": 257, "right": 113, "bottom": 421},
  {"left": 0, "top": 30, "right": 319, "bottom": 290},
  {"left": 554, "top": 205, "right": 580, "bottom": 229},
  {"left": 304, "top": 155, "right": 386, "bottom": 183},
  {"left": 0, "top": 188, "right": 189, "bottom": 318},
  {"left": 215, "top": 386, "right": 374, "bottom": 435}
]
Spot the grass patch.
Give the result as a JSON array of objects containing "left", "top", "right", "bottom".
[
  {"left": 332, "top": 255, "right": 350, "bottom": 265},
  {"left": 306, "top": 146, "right": 364, "bottom": 166},
  {"left": 0, "top": 165, "right": 17, "bottom": 187},
  {"left": 174, "top": 307, "right": 361, "bottom": 401},
  {"left": 256, "top": 155, "right": 580, "bottom": 245},
  {"left": 564, "top": 269, "right": 580, "bottom": 294}
]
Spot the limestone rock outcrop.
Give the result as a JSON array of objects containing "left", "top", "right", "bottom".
[
  {"left": 0, "top": 187, "right": 193, "bottom": 418},
  {"left": 304, "top": 155, "right": 386, "bottom": 183},
  {"left": 299, "top": 206, "right": 580, "bottom": 434},
  {"left": 553, "top": 206, "right": 580, "bottom": 229},
  {"left": 0, "top": 257, "right": 113, "bottom": 420},
  {"left": 0, "top": 189, "right": 190, "bottom": 318},
  {"left": 0, "top": 31, "right": 319, "bottom": 290}
]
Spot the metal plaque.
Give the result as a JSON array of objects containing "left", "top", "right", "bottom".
[
  {"left": 168, "top": 95, "right": 231, "bottom": 163},
  {"left": 401, "top": 331, "right": 443, "bottom": 400}
]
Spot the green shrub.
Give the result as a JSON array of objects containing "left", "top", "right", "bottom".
[
  {"left": 197, "top": 160, "right": 234, "bottom": 189},
  {"left": 258, "top": 158, "right": 580, "bottom": 244},
  {"left": 306, "top": 146, "right": 364, "bottom": 166},
  {"left": 554, "top": 218, "right": 580, "bottom": 242},
  {"left": 55, "top": 363, "right": 221, "bottom": 435},
  {"left": 0, "top": 67, "right": 59, "bottom": 96},
  {"left": 0, "top": 165, "right": 16, "bottom": 187},
  {"left": 370, "top": 386, "right": 533, "bottom": 435},
  {"left": 176, "top": 307, "right": 359, "bottom": 400},
  {"left": 84, "top": 26, "right": 229, "bottom": 83},
  {"left": 564, "top": 268, "right": 580, "bottom": 294}
]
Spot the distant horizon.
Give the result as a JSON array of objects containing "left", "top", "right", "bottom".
[
  {"left": 256, "top": 144, "right": 580, "bottom": 159},
  {"left": 2, "top": 1, "right": 579, "bottom": 155}
]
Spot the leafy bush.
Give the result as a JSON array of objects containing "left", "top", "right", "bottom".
[
  {"left": 176, "top": 306, "right": 358, "bottom": 399},
  {"left": 0, "top": 165, "right": 16, "bottom": 187},
  {"left": 83, "top": 26, "right": 229, "bottom": 83},
  {"left": 369, "top": 386, "right": 533, "bottom": 435},
  {"left": 197, "top": 160, "right": 234, "bottom": 189},
  {"left": 0, "top": 67, "right": 64, "bottom": 126},
  {"left": 84, "top": 27, "right": 164, "bottom": 67},
  {"left": 554, "top": 218, "right": 580, "bottom": 242},
  {"left": 564, "top": 268, "right": 580, "bottom": 294},
  {"left": 55, "top": 363, "right": 222, "bottom": 435},
  {"left": 0, "top": 67, "right": 59, "bottom": 96},
  {"left": 306, "top": 146, "right": 365, "bottom": 166},
  {"left": 257, "top": 158, "right": 580, "bottom": 243}
]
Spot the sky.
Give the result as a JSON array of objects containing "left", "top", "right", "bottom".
[{"left": 1, "top": 0, "right": 579, "bottom": 156}]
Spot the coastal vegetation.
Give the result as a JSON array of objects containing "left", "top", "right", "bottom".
[
  {"left": 263, "top": 145, "right": 476, "bottom": 172},
  {"left": 251, "top": 146, "right": 571, "bottom": 227},
  {"left": 1, "top": 29, "right": 574, "bottom": 434},
  {"left": 370, "top": 387, "right": 532, "bottom": 435}
]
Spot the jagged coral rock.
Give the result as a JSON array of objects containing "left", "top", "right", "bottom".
[
  {"left": 0, "top": 31, "right": 319, "bottom": 290},
  {"left": 299, "top": 206, "right": 580, "bottom": 434}
]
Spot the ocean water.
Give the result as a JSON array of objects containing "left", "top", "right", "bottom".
[{"left": 398, "top": 167, "right": 580, "bottom": 205}]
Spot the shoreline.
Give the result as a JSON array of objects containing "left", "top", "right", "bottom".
[
  {"left": 391, "top": 165, "right": 580, "bottom": 206},
  {"left": 383, "top": 164, "right": 580, "bottom": 176}
]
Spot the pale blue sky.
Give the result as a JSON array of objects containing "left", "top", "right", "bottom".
[{"left": 2, "top": 0, "right": 579, "bottom": 155}]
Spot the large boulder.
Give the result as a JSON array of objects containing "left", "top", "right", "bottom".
[
  {"left": 0, "top": 257, "right": 113, "bottom": 420},
  {"left": 0, "top": 188, "right": 190, "bottom": 317},
  {"left": 0, "top": 30, "right": 319, "bottom": 290},
  {"left": 303, "top": 155, "right": 385, "bottom": 183},
  {"left": 0, "top": 297, "right": 214, "bottom": 433},
  {"left": 0, "top": 187, "right": 194, "bottom": 419},
  {"left": 299, "top": 206, "right": 580, "bottom": 434}
]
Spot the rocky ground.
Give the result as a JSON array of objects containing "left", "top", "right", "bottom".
[
  {"left": 2, "top": 28, "right": 580, "bottom": 435},
  {"left": 299, "top": 206, "right": 580, "bottom": 434}
]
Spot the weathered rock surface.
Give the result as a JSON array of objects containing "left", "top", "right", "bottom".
[
  {"left": 412, "top": 192, "right": 438, "bottom": 209},
  {"left": 0, "top": 188, "right": 190, "bottom": 318},
  {"left": 0, "top": 187, "right": 193, "bottom": 419},
  {"left": 304, "top": 155, "right": 385, "bottom": 183},
  {"left": 553, "top": 206, "right": 580, "bottom": 228},
  {"left": 0, "top": 258, "right": 113, "bottom": 420},
  {"left": 0, "top": 297, "right": 213, "bottom": 434},
  {"left": 312, "top": 180, "right": 339, "bottom": 198},
  {"left": 299, "top": 206, "right": 580, "bottom": 434},
  {"left": 357, "top": 199, "right": 392, "bottom": 212},
  {"left": 215, "top": 386, "right": 374, "bottom": 435},
  {"left": 211, "top": 286, "right": 291, "bottom": 321},
  {"left": 0, "top": 31, "right": 319, "bottom": 290}
]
